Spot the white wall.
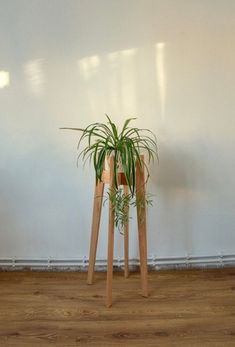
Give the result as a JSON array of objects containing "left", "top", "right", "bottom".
[{"left": 1, "top": 0, "right": 235, "bottom": 263}]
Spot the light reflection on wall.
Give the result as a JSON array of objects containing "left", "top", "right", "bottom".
[
  {"left": 107, "top": 50, "right": 121, "bottom": 114},
  {"left": 78, "top": 55, "right": 101, "bottom": 116},
  {"left": 155, "top": 42, "right": 166, "bottom": 122},
  {"left": 78, "top": 55, "right": 100, "bottom": 81},
  {"left": 24, "top": 59, "right": 45, "bottom": 96},
  {"left": 0, "top": 71, "right": 10, "bottom": 89},
  {"left": 120, "top": 48, "right": 137, "bottom": 116},
  {"left": 78, "top": 48, "right": 137, "bottom": 118}
]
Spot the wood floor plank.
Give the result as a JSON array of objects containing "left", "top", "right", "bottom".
[{"left": 0, "top": 269, "right": 235, "bottom": 346}]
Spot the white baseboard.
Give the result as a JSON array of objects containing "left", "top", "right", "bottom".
[{"left": 0, "top": 254, "right": 235, "bottom": 271}]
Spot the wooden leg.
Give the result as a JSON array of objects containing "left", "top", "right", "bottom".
[
  {"left": 123, "top": 185, "right": 129, "bottom": 279},
  {"left": 106, "top": 157, "right": 115, "bottom": 307},
  {"left": 136, "top": 156, "right": 148, "bottom": 297},
  {"left": 87, "top": 180, "right": 104, "bottom": 285}
]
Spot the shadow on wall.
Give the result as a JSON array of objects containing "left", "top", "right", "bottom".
[
  {"left": 150, "top": 141, "right": 206, "bottom": 255},
  {"left": 0, "top": 170, "right": 25, "bottom": 256}
]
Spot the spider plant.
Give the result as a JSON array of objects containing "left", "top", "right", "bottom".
[{"left": 61, "top": 115, "right": 158, "bottom": 231}]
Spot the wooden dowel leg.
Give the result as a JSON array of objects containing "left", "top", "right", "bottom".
[
  {"left": 124, "top": 185, "right": 129, "bottom": 279},
  {"left": 136, "top": 155, "right": 148, "bottom": 297},
  {"left": 106, "top": 157, "right": 115, "bottom": 307},
  {"left": 87, "top": 181, "right": 104, "bottom": 285}
]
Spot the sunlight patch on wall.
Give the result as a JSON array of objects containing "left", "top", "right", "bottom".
[
  {"left": 0, "top": 71, "right": 10, "bottom": 89},
  {"left": 121, "top": 48, "right": 136, "bottom": 57},
  {"left": 78, "top": 55, "right": 100, "bottom": 80},
  {"left": 107, "top": 51, "right": 121, "bottom": 114},
  {"left": 77, "top": 55, "right": 101, "bottom": 117},
  {"left": 120, "top": 48, "right": 137, "bottom": 116},
  {"left": 77, "top": 48, "right": 137, "bottom": 119},
  {"left": 24, "top": 59, "right": 45, "bottom": 96},
  {"left": 155, "top": 43, "right": 166, "bottom": 122},
  {"left": 108, "top": 51, "right": 120, "bottom": 64}
]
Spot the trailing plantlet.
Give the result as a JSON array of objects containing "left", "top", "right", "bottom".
[
  {"left": 105, "top": 187, "right": 154, "bottom": 233},
  {"left": 61, "top": 115, "right": 158, "bottom": 233}
]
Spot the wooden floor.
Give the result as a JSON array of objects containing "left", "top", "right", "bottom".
[{"left": 0, "top": 268, "right": 235, "bottom": 346}]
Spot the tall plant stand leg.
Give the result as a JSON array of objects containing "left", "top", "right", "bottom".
[
  {"left": 136, "top": 156, "right": 148, "bottom": 297},
  {"left": 87, "top": 155, "right": 148, "bottom": 306},
  {"left": 87, "top": 181, "right": 104, "bottom": 285},
  {"left": 123, "top": 184, "right": 129, "bottom": 279},
  {"left": 106, "top": 157, "right": 115, "bottom": 307}
]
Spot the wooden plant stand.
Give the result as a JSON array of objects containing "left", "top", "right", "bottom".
[{"left": 87, "top": 155, "right": 148, "bottom": 307}]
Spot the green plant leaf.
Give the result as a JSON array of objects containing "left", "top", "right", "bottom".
[{"left": 60, "top": 115, "right": 158, "bottom": 233}]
